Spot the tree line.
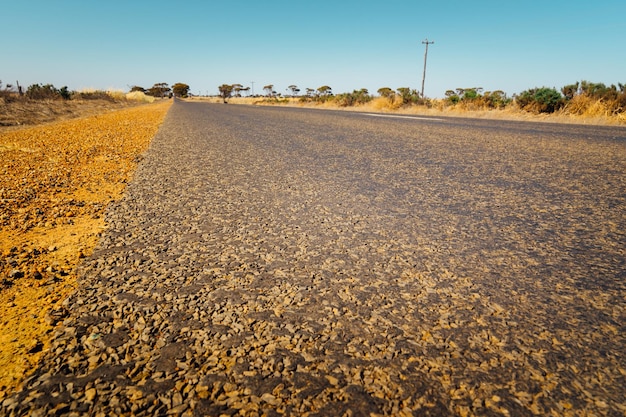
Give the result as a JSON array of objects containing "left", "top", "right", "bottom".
[
  {"left": 0, "top": 81, "right": 191, "bottom": 101},
  {"left": 218, "top": 81, "right": 626, "bottom": 116},
  {"left": 130, "top": 83, "right": 190, "bottom": 98}
]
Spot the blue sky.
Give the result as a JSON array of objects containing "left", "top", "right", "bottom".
[{"left": 2, "top": 0, "right": 624, "bottom": 98}]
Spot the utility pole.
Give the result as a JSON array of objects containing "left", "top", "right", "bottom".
[{"left": 421, "top": 38, "right": 434, "bottom": 98}]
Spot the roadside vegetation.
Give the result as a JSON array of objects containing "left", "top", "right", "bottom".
[
  {"left": 213, "top": 81, "right": 626, "bottom": 124},
  {"left": 0, "top": 81, "right": 188, "bottom": 128}
]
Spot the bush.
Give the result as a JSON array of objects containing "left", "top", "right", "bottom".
[
  {"left": 25, "top": 83, "right": 68, "bottom": 100},
  {"left": 74, "top": 90, "right": 116, "bottom": 101},
  {"left": 126, "top": 91, "right": 155, "bottom": 103},
  {"left": 0, "top": 81, "right": 19, "bottom": 102},
  {"left": 396, "top": 87, "right": 422, "bottom": 105},
  {"left": 482, "top": 90, "right": 511, "bottom": 109},
  {"left": 516, "top": 87, "right": 564, "bottom": 113},
  {"left": 334, "top": 89, "right": 372, "bottom": 107}
]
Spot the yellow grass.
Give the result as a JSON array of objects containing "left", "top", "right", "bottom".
[
  {"left": 125, "top": 91, "right": 155, "bottom": 103},
  {"left": 187, "top": 95, "right": 624, "bottom": 126}
]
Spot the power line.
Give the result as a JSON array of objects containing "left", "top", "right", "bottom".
[{"left": 421, "top": 39, "right": 434, "bottom": 98}]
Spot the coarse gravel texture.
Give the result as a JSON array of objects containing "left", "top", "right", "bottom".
[
  {"left": 0, "top": 100, "right": 171, "bottom": 394},
  {"left": 3, "top": 101, "right": 625, "bottom": 416}
]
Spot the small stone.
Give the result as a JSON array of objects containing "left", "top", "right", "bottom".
[
  {"left": 126, "top": 386, "right": 144, "bottom": 401},
  {"left": 85, "top": 388, "right": 97, "bottom": 402},
  {"left": 9, "top": 270, "right": 24, "bottom": 279},
  {"left": 260, "top": 393, "right": 279, "bottom": 405},
  {"left": 27, "top": 340, "right": 43, "bottom": 354},
  {"left": 325, "top": 375, "right": 339, "bottom": 386}
]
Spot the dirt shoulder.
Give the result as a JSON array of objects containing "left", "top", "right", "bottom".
[
  {"left": 0, "top": 98, "right": 151, "bottom": 131},
  {"left": 0, "top": 100, "right": 171, "bottom": 397}
]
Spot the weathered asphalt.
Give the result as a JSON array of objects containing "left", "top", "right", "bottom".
[{"left": 3, "top": 101, "right": 625, "bottom": 416}]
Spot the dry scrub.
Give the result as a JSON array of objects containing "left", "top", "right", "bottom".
[
  {"left": 190, "top": 96, "right": 625, "bottom": 126},
  {"left": 0, "top": 100, "right": 171, "bottom": 396}
]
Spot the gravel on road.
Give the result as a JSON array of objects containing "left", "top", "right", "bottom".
[{"left": 3, "top": 101, "right": 625, "bottom": 416}]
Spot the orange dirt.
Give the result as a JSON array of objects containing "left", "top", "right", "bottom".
[{"left": 0, "top": 100, "right": 171, "bottom": 397}]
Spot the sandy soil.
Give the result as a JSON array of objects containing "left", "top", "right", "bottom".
[{"left": 0, "top": 100, "right": 171, "bottom": 396}]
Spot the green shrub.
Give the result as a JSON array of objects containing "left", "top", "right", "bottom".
[
  {"left": 516, "top": 87, "right": 564, "bottom": 113},
  {"left": 482, "top": 90, "right": 510, "bottom": 109},
  {"left": 334, "top": 89, "right": 372, "bottom": 107},
  {"left": 396, "top": 87, "right": 422, "bottom": 105}
]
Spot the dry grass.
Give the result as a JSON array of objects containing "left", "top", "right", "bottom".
[
  {"left": 125, "top": 91, "right": 155, "bottom": 103},
  {"left": 0, "top": 93, "right": 164, "bottom": 130},
  {"left": 188, "top": 95, "right": 625, "bottom": 126}
]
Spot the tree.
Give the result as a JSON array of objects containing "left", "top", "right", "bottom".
[
  {"left": 317, "top": 85, "right": 332, "bottom": 96},
  {"left": 396, "top": 87, "right": 420, "bottom": 105},
  {"left": 147, "top": 82, "right": 170, "bottom": 98},
  {"left": 445, "top": 89, "right": 460, "bottom": 104},
  {"left": 377, "top": 87, "right": 395, "bottom": 101},
  {"left": 263, "top": 84, "right": 274, "bottom": 97},
  {"left": 130, "top": 86, "right": 146, "bottom": 93},
  {"left": 287, "top": 85, "right": 300, "bottom": 96},
  {"left": 230, "top": 83, "right": 243, "bottom": 97},
  {"left": 462, "top": 87, "right": 482, "bottom": 100},
  {"left": 561, "top": 82, "right": 579, "bottom": 100},
  {"left": 218, "top": 84, "right": 234, "bottom": 103},
  {"left": 172, "top": 83, "right": 190, "bottom": 97}
]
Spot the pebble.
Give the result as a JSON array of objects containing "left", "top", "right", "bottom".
[{"left": 8, "top": 269, "right": 23, "bottom": 279}]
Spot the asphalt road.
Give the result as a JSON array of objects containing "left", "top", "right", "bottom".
[{"left": 6, "top": 101, "right": 625, "bottom": 416}]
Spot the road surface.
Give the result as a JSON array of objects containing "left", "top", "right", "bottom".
[{"left": 4, "top": 101, "right": 625, "bottom": 416}]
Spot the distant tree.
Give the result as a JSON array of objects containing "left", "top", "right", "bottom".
[
  {"left": 287, "top": 85, "right": 300, "bottom": 96},
  {"left": 231, "top": 83, "right": 243, "bottom": 97},
  {"left": 445, "top": 89, "right": 460, "bottom": 104},
  {"left": 239, "top": 86, "right": 251, "bottom": 96},
  {"left": 172, "top": 83, "right": 190, "bottom": 97},
  {"left": 377, "top": 87, "right": 395, "bottom": 99},
  {"left": 396, "top": 87, "right": 420, "bottom": 105},
  {"left": 130, "top": 86, "right": 146, "bottom": 93},
  {"left": 462, "top": 88, "right": 482, "bottom": 101},
  {"left": 263, "top": 84, "right": 274, "bottom": 97},
  {"left": 147, "top": 82, "right": 170, "bottom": 98},
  {"left": 218, "top": 84, "right": 234, "bottom": 103},
  {"left": 305, "top": 88, "right": 315, "bottom": 97},
  {"left": 561, "top": 82, "right": 579, "bottom": 100},
  {"left": 317, "top": 85, "right": 332, "bottom": 96}
]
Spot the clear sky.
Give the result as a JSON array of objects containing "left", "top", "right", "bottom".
[{"left": 2, "top": 0, "right": 624, "bottom": 98}]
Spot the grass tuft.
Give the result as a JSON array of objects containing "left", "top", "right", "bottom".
[{"left": 125, "top": 91, "right": 155, "bottom": 103}]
